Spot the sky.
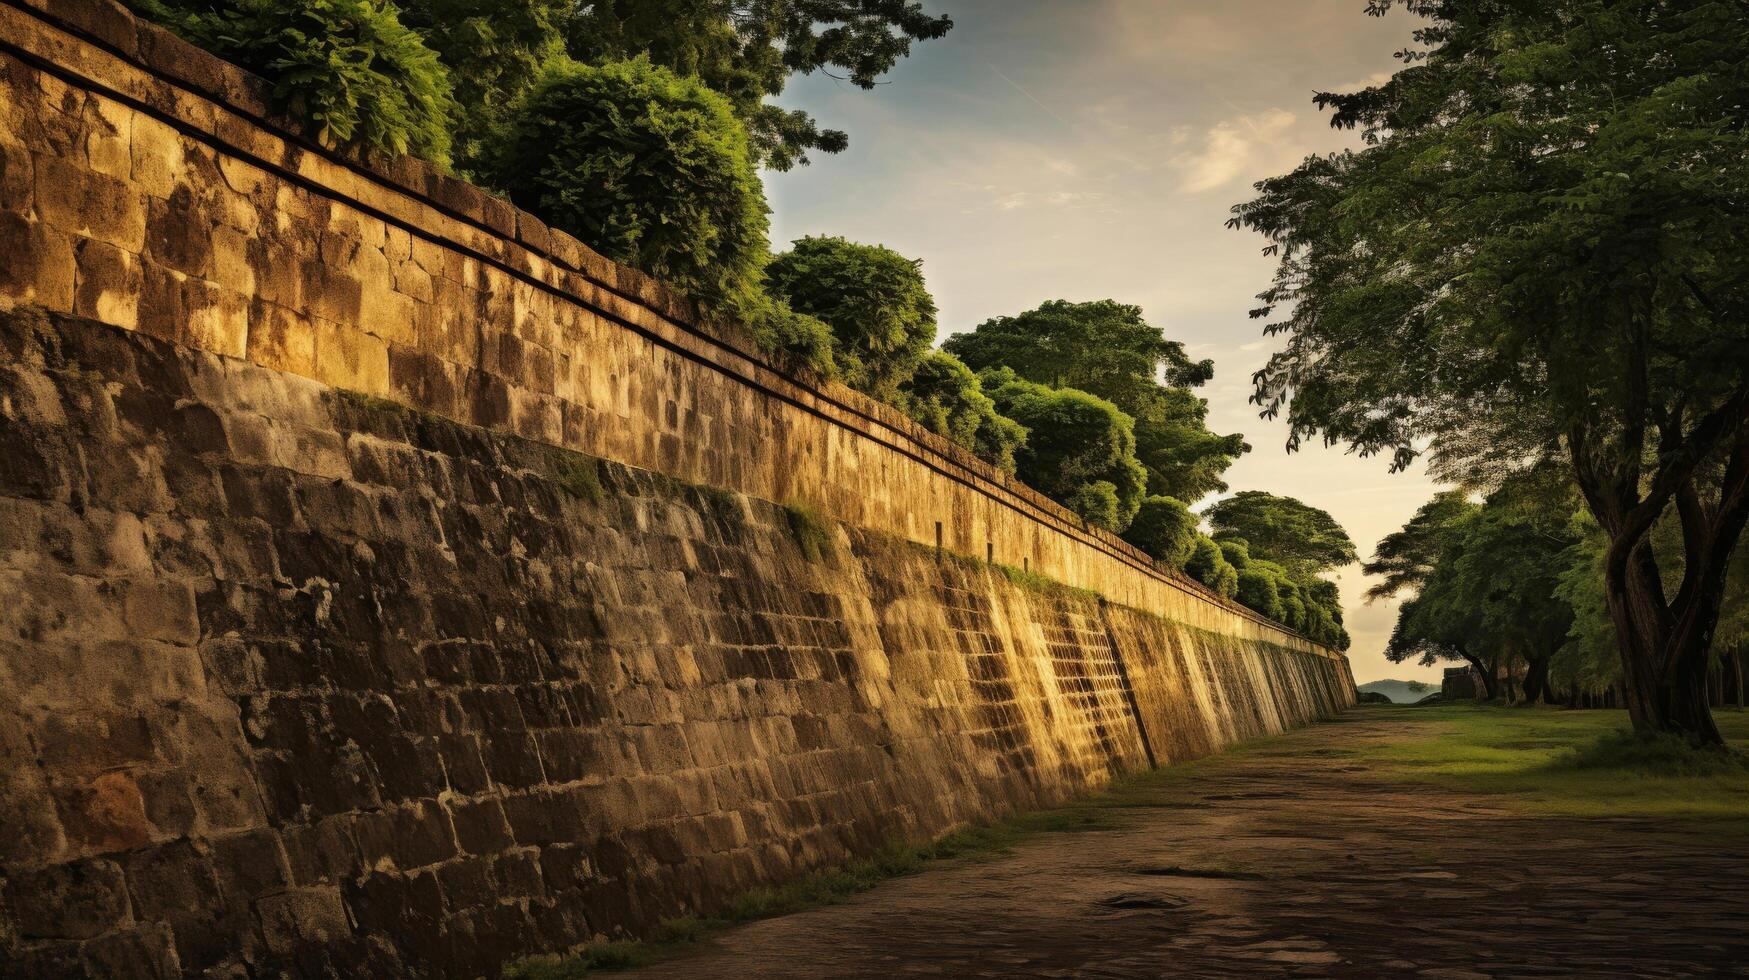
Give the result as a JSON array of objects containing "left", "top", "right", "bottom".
[{"left": 762, "top": 0, "right": 1446, "bottom": 685}]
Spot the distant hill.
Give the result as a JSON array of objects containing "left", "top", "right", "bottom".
[{"left": 1357, "top": 679, "right": 1438, "bottom": 705}]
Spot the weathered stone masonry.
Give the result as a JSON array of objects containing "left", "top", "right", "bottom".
[{"left": 0, "top": 2, "right": 1354, "bottom": 976}]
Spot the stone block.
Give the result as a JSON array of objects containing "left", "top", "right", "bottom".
[
  {"left": 247, "top": 300, "right": 317, "bottom": 378},
  {"left": 73, "top": 236, "right": 142, "bottom": 330},
  {"left": 0, "top": 213, "right": 75, "bottom": 312},
  {"left": 255, "top": 887, "right": 349, "bottom": 956},
  {"left": 123, "top": 841, "right": 221, "bottom": 922},
  {"left": 0, "top": 139, "right": 33, "bottom": 213},
  {"left": 314, "top": 317, "right": 389, "bottom": 396},
  {"left": 2, "top": 857, "right": 131, "bottom": 940},
  {"left": 34, "top": 152, "right": 145, "bottom": 252},
  {"left": 79, "top": 95, "right": 132, "bottom": 180}
]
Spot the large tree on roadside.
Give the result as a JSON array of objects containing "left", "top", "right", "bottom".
[
  {"left": 944, "top": 300, "right": 1248, "bottom": 502},
  {"left": 566, "top": 0, "right": 952, "bottom": 170},
  {"left": 1231, "top": 0, "right": 1749, "bottom": 743}
]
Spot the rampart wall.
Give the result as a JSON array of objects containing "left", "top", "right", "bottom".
[{"left": 0, "top": 3, "right": 1354, "bottom": 975}]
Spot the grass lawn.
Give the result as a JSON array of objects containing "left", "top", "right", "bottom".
[{"left": 1339, "top": 704, "right": 1749, "bottom": 826}]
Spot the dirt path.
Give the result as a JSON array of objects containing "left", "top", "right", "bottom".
[{"left": 627, "top": 710, "right": 1749, "bottom": 978}]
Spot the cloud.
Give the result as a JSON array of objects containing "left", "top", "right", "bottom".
[{"left": 1175, "top": 108, "right": 1297, "bottom": 194}]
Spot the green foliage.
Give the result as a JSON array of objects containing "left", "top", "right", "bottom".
[
  {"left": 1378, "top": 478, "right": 1579, "bottom": 701},
  {"left": 127, "top": 0, "right": 456, "bottom": 164},
  {"left": 736, "top": 291, "right": 838, "bottom": 377},
  {"left": 488, "top": 57, "right": 769, "bottom": 313},
  {"left": 550, "top": 453, "right": 604, "bottom": 505},
  {"left": 1206, "top": 491, "right": 1356, "bottom": 575},
  {"left": 896, "top": 351, "right": 1025, "bottom": 474},
  {"left": 1233, "top": 0, "right": 1749, "bottom": 737},
  {"left": 1219, "top": 538, "right": 1251, "bottom": 571},
  {"left": 981, "top": 368, "right": 1147, "bottom": 533},
  {"left": 782, "top": 500, "right": 835, "bottom": 564},
  {"left": 1122, "top": 496, "right": 1199, "bottom": 569},
  {"left": 1363, "top": 490, "right": 1473, "bottom": 601},
  {"left": 1067, "top": 482, "right": 1122, "bottom": 532},
  {"left": 943, "top": 299, "right": 1245, "bottom": 502},
  {"left": 1236, "top": 568, "right": 1285, "bottom": 623},
  {"left": 766, "top": 237, "right": 938, "bottom": 398},
  {"left": 565, "top": 0, "right": 952, "bottom": 171},
  {"left": 1183, "top": 534, "right": 1239, "bottom": 597},
  {"left": 395, "top": 0, "right": 565, "bottom": 175},
  {"left": 1556, "top": 729, "right": 1749, "bottom": 777}
]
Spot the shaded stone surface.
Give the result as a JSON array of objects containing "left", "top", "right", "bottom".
[
  {"left": 0, "top": 310, "right": 1350, "bottom": 976},
  {"left": 629, "top": 711, "right": 1749, "bottom": 979}
]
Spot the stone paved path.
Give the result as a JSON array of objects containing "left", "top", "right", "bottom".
[{"left": 628, "top": 710, "right": 1749, "bottom": 978}]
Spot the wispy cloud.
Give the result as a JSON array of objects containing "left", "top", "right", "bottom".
[{"left": 1175, "top": 108, "right": 1297, "bottom": 194}]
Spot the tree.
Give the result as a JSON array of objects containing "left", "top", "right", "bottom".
[
  {"left": 1122, "top": 496, "right": 1199, "bottom": 569},
  {"left": 1184, "top": 534, "right": 1239, "bottom": 598},
  {"left": 895, "top": 351, "right": 1025, "bottom": 474},
  {"left": 490, "top": 58, "right": 765, "bottom": 306},
  {"left": 1216, "top": 534, "right": 1347, "bottom": 646},
  {"left": 944, "top": 300, "right": 1246, "bottom": 501},
  {"left": 981, "top": 369, "right": 1147, "bottom": 532},
  {"left": 1206, "top": 491, "right": 1356, "bottom": 575},
  {"left": 1374, "top": 482, "right": 1579, "bottom": 702},
  {"left": 1230, "top": 1, "right": 1749, "bottom": 742},
  {"left": 1363, "top": 490, "right": 1473, "bottom": 601},
  {"left": 565, "top": 0, "right": 952, "bottom": 170},
  {"left": 396, "top": 0, "right": 566, "bottom": 174},
  {"left": 126, "top": 0, "right": 456, "bottom": 164},
  {"left": 767, "top": 237, "right": 937, "bottom": 398}
]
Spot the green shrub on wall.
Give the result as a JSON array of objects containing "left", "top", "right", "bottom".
[
  {"left": 895, "top": 352, "right": 1026, "bottom": 475},
  {"left": 127, "top": 0, "right": 457, "bottom": 165},
  {"left": 489, "top": 58, "right": 766, "bottom": 311},
  {"left": 1121, "top": 495, "right": 1198, "bottom": 569},
  {"left": 767, "top": 236, "right": 937, "bottom": 399}
]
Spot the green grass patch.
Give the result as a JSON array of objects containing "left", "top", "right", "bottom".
[
  {"left": 1355, "top": 704, "right": 1749, "bottom": 826},
  {"left": 551, "top": 453, "right": 605, "bottom": 504},
  {"left": 782, "top": 500, "right": 835, "bottom": 564}
]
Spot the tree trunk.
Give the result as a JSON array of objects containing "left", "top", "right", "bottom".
[
  {"left": 1600, "top": 538, "right": 1727, "bottom": 744},
  {"left": 1459, "top": 652, "right": 1497, "bottom": 700},
  {"left": 1522, "top": 655, "right": 1551, "bottom": 706},
  {"left": 1735, "top": 649, "right": 1745, "bottom": 709}
]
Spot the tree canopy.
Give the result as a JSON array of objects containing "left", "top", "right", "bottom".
[
  {"left": 1231, "top": 0, "right": 1749, "bottom": 741},
  {"left": 896, "top": 352, "right": 1026, "bottom": 475},
  {"left": 982, "top": 369, "right": 1147, "bottom": 533},
  {"left": 488, "top": 58, "right": 769, "bottom": 311},
  {"left": 396, "top": 0, "right": 566, "bottom": 174},
  {"left": 767, "top": 237, "right": 938, "bottom": 398},
  {"left": 1206, "top": 491, "right": 1356, "bottom": 575},
  {"left": 1121, "top": 496, "right": 1199, "bottom": 569},
  {"left": 566, "top": 0, "right": 952, "bottom": 170},
  {"left": 943, "top": 300, "right": 1245, "bottom": 502}
]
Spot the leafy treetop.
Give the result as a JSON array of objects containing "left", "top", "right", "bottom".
[
  {"left": 943, "top": 300, "right": 1245, "bottom": 502},
  {"left": 566, "top": 0, "right": 952, "bottom": 170},
  {"left": 1206, "top": 491, "right": 1356, "bottom": 575},
  {"left": 767, "top": 236, "right": 938, "bottom": 399}
]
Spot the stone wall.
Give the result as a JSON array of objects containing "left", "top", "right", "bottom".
[
  {"left": 1, "top": 309, "right": 1351, "bottom": 977},
  {"left": 0, "top": 2, "right": 1354, "bottom": 976},
  {"left": 0, "top": 0, "right": 1335, "bottom": 650}
]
